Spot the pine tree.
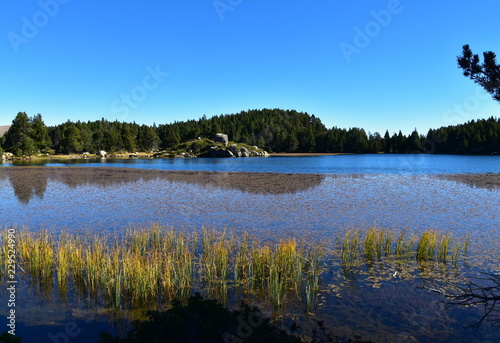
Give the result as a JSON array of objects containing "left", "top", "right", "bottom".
[
  {"left": 62, "top": 122, "right": 82, "bottom": 153},
  {"left": 458, "top": 45, "right": 500, "bottom": 102},
  {"left": 30, "top": 114, "right": 51, "bottom": 152},
  {"left": 121, "top": 123, "right": 136, "bottom": 152},
  {"left": 3, "top": 112, "right": 37, "bottom": 156}
]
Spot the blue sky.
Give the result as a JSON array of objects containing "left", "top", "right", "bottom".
[{"left": 1, "top": 0, "right": 499, "bottom": 135}]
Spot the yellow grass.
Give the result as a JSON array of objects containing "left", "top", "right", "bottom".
[{"left": 1, "top": 226, "right": 470, "bottom": 311}]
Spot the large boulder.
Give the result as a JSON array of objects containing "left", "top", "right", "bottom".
[
  {"left": 228, "top": 144, "right": 242, "bottom": 157},
  {"left": 240, "top": 147, "right": 250, "bottom": 157},
  {"left": 99, "top": 150, "right": 107, "bottom": 158},
  {"left": 209, "top": 147, "right": 234, "bottom": 157},
  {"left": 214, "top": 133, "right": 229, "bottom": 146},
  {"left": 3, "top": 152, "right": 14, "bottom": 160}
]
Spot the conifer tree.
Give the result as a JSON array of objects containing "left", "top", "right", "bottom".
[{"left": 458, "top": 44, "right": 500, "bottom": 102}]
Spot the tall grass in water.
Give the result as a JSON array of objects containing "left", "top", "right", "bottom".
[
  {"left": 55, "top": 232, "right": 74, "bottom": 293},
  {"left": 8, "top": 226, "right": 469, "bottom": 315},
  {"left": 234, "top": 231, "right": 250, "bottom": 287},
  {"left": 341, "top": 229, "right": 361, "bottom": 271},
  {"left": 340, "top": 228, "right": 469, "bottom": 272},
  {"left": 250, "top": 245, "right": 272, "bottom": 291},
  {"left": 0, "top": 231, "right": 12, "bottom": 275},
  {"left": 364, "top": 227, "right": 394, "bottom": 261},
  {"left": 249, "top": 238, "right": 323, "bottom": 308},
  {"left": 395, "top": 229, "right": 414, "bottom": 260},
  {"left": 303, "top": 246, "right": 323, "bottom": 311},
  {"left": 200, "top": 229, "right": 232, "bottom": 301},
  {"left": 451, "top": 234, "right": 470, "bottom": 267},
  {"left": 416, "top": 229, "right": 438, "bottom": 262},
  {"left": 269, "top": 239, "right": 299, "bottom": 307},
  {"left": 18, "top": 229, "right": 54, "bottom": 283}
]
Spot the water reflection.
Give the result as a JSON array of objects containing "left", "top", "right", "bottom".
[
  {"left": 0, "top": 168, "right": 48, "bottom": 203},
  {"left": 436, "top": 173, "right": 500, "bottom": 191},
  {"left": 0, "top": 167, "right": 326, "bottom": 203}
]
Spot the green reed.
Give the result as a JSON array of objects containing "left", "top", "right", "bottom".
[
  {"left": 339, "top": 228, "right": 469, "bottom": 271},
  {"left": 364, "top": 227, "right": 394, "bottom": 261},
  {"left": 234, "top": 232, "right": 251, "bottom": 286},
  {"left": 4, "top": 226, "right": 470, "bottom": 314},
  {"left": 303, "top": 246, "right": 323, "bottom": 311},
  {"left": 18, "top": 229, "right": 55, "bottom": 282},
  {"left": 394, "top": 229, "right": 414, "bottom": 260},
  {"left": 201, "top": 229, "right": 231, "bottom": 292},
  {"left": 341, "top": 229, "right": 361, "bottom": 271},
  {"left": 269, "top": 239, "right": 299, "bottom": 306},
  {"left": 416, "top": 229, "right": 437, "bottom": 261},
  {"left": 0, "top": 231, "right": 10, "bottom": 274}
]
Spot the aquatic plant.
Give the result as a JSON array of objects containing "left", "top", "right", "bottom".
[
  {"left": 18, "top": 229, "right": 54, "bottom": 283},
  {"left": 338, "top": 228, "right": 470, "bottom": 274},
  {"left": 341, "top": 229, "right": 361, "bottom": 271},
  {"left": 4, "top": 225, "right": 471, "bottom": 316},
  {"left": 394, "top": 229, "right": 413, "bottom": 260}
]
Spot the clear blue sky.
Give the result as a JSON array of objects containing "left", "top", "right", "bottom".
[{"left": 1, "top": 0, "right": 499, "bottom": 135}]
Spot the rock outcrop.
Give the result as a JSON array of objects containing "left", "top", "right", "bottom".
[
  {"left": 1, "top": 152, "right": 14, "bottom": 160},
  {"left": 212, "top": 144, "right": 269, "bottom": 158},
  {"left": 209, "top": 147, "right": 234, "bottom": 157},
  {"left": 229, "top": 145, "right": 254, "bottom": 157},
  {"left": 213, "top": 133, "right": 229, "bottom": 146}
]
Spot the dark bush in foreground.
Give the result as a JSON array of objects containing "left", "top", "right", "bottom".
[
  {"left": 98, "top": 293, "right": 374, "bottom": 343},
  {"left": 0, "top": 333, "right": 23, "bottom": 343}
]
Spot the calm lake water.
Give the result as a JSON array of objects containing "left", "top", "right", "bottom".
[
  {"left": 1, "top": 154, "right": 499, "bottom": 342},
  {"left": 2, "top": 154, "right": 500, "bottom": 174}
]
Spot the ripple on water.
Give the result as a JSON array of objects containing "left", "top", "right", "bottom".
[
  {"left": 0, "top": 171, "right": 498, "bottom": 241},
  {"left": 0, "top": 169, "right": 499, "bottom": 341}
]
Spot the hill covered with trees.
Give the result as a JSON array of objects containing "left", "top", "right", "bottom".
[{"left": 0, "top": 109, "right": 499, "bottom": 157}]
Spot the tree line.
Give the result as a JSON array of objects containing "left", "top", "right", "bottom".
[
  {"left": 1, "top": 109, "right": 498, "bottom": 156},
  {"left": 1, "top": 44, "right": 499, "bottom": 157}
]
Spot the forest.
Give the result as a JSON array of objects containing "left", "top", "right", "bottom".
[{"left": 0, "top": 109, "right": 499, "bottom": 156}]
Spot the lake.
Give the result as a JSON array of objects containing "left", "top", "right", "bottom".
[
  {"left": 2, "top": 153, "right": 499, "bottom": 174},
  {"left": 1, "top": 154, "right": 499, "bottom": 342}
]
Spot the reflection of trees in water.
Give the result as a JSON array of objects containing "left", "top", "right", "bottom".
[
  {"left": 0, "top": 167, "right": 326, "bottom": 203},
  {"left": 437, "top": 173, "right": 500, "bottom": 191},
  {"left": 3, "top": 169, "right": 48, "bottom": 203},
  {"left": 420, "top": 272, "right": 500, "bottom": 328}
]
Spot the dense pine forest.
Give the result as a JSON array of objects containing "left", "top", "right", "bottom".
[{"left": 0, "top": 109, "right": 499, "bottom": 156}]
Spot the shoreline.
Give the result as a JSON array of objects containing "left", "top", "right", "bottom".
[
  {"left": 269, "top": 152, "right": 354, "bottom": 157},
  {"left": 2, "top": 152, "right": 355, "bottom": 160},
  {"left": 2, "top": 151, "right": 499, "bottom": 161}
]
